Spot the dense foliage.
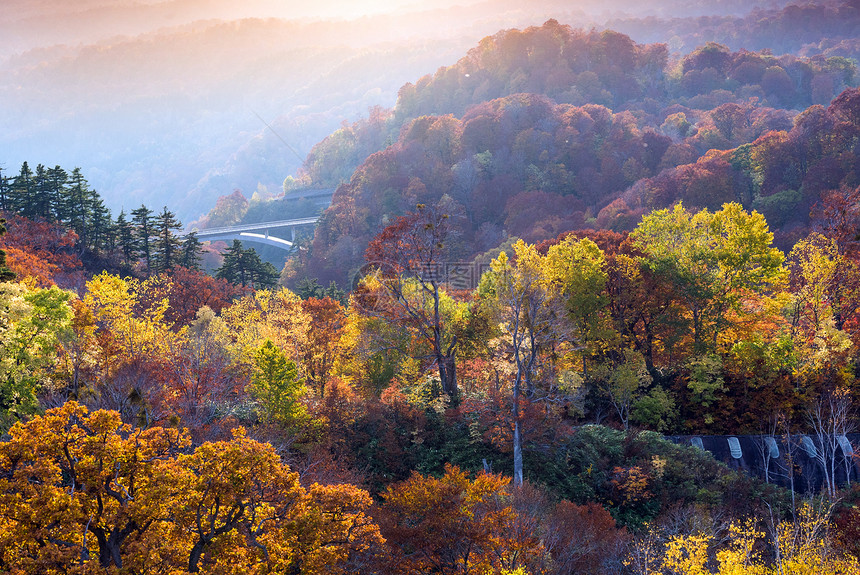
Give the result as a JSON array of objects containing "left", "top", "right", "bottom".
[
  {"left": 6, "top": 9, "right": 860, "bottom": 574},
  {"left": 1, "top": 191, "right": 860, "bottom": 571},
  {"left": 296, "top": 21, "right": 858, "bottom": 285}
]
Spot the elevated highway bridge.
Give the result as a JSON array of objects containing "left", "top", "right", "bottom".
[
  {"left": 184, "top": 188, "right": 334, "bottom": 250},
  {"left": 186, "top": 216, "right": 320, "bottom": 249}
]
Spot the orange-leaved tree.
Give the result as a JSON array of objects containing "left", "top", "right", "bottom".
[
  {"left": 301, "top": 296, "right": 348, "bottom": 399},
  {"left": 377, "top": 464, "right": 542, "bottom": 574},
  {"left": 0, "top": 403, "right": 384, "bottom": 574},
  {"left": 167, "top": 427, "right": 382, "bottom": 574},
  {"left": 0, "top": 401, "right": 190, "bottom": 572}
]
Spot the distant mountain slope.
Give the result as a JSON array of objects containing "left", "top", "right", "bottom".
[
  {"left": 607, "top": 0, "right": 860, "bottom": 58},
  {"left": 2, "top": 2, "right": 600, "bottom": 221},
  {"left": 0, "top": 17, "right": 476, "bottom": 219},
  {"left": 0, "top": 0, "right": 821, "bottom": 224},
  {"left": 0, "top": 0, "right": 425, "bottom": 54},
  {"left": 302, "top": 20, "right": 857, "bottom": 285},
  {"left": 614, "top": 88, "right": 860, "bottom": 250}
]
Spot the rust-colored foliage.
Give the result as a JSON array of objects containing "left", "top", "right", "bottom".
[
  {"left": 360, "top": 203, "right": 460, "bottom": 397},
  {"left": 164, "top": 266, "right": 247, "bottom": 326},
  {"left": 834, "top": 498, "right": 860, "bottom": 561},
  {"left": 377, "top": 464, "right": 530, "bottom": 575},
  {"left": 0, "top": 213, "right": 83, "bottom": 288},
  {"left": 544, "top": 500, "right": 629, "bottom": 575},
  {"left": 0, "top": 403, "right": 384, "bottom": 574}
]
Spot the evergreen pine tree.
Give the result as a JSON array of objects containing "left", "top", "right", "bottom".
[
  {"left": 67, "top": 168, "right": 92, "bottom": 244},
  {"left": 115, "top": 210, "right": 136, "bottom": 267},
  {"left": 249, "top": 254, "right": 279, "bottom": 290},
  {"left": 10, "top": 162, "right": 35, "bottom": 218},
  {"left": 153, "top": 206, "right": 183, "bottom": 273},
  {"left": 131, "top": 204, "right": 154, "bottom": 273},
  {"left": 32, "top": 164, "right": 52, "bottom": 219},
  {"left": 180, "top": 232, "right": 203, "bottom": 270},
  {"left": 88, "top": 196, "right": 113, "bottom": 255},
  {"left": 296, "top": 277, "right": 324, "bottom": 299},
  {"left": 215, "top": 240, "right": 245, "bottom": 285},
  {"left": 324, "top": 281, "right": 348, "bottom": 305},
  {"left": 46, "top": 165, "right": 68, "bottom": 222},
  {"left": 0, "top": 166, "right": 10, "bottom": 212},
  {"left": 215, "top": 241, "right": 278, "bottom": 289}
]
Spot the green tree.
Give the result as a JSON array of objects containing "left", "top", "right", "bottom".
[
  {"left": 131, "top": 204, "right": 155, "bottom": 273},
  {"left": 216, "top": 240, "right": 278, "bottom": 289},
  {"left": 296, "top": 277, "right": 325, "bottom": 299},
  {"left": 248, "top": 254, "right": 280, "bottom": 289},
  {"left": 593, "top": 349, "right": 653, "bottom": 430},
  {"left": 629, "top": 202, "right": 786, "bottom": 354},
  {"left": 0, "top": 283, "right": 73, "bottom": 431},
  {"left": 65, "top": 167, "right": 111, "bottom": 251},
  {"left": 215, "top": 240, "right": 246, "bottom": 285},
  {"left": 179, "top": 231, "right": 203, "bottom": 270},
  {"left": 9, "top": 162, "right": 35, "bottom": 218},
  {"left": 45, "top": 165, "right": 68, "bottom": 221},
  {"left": 115, "top": 210, "right": 136, "bottom": 267},
  {"left": 66, "top": 167, "right": 91, "bottom": 241},
  {"left": 543, "top": 235, "right": 611, "bottom": 374},
  {"left": 0, "top": 165, "right": 10, "bottom": 211},
  {"left": 31, "top": 163, "right": 52, "bottom": 218},
  {"left": 87, "top": 194, "right": 113, "bottom": 255},
  {"left": 248, "top": 340, "right": 311, "bottom": 430},
  {"left": 153, "top": 206, "right": 183, "bottom": 273}
]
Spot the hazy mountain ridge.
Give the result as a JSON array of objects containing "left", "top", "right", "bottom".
[
  {"left": 0, "top": 0, "right": 822, "bottom": 223},
  {"left": 295, "top": 19, "right": 858, "bottom": 285},
  {"left": 606, "top": 0, "right": 860, "bottom": 57},
  {"left": 1, "top": 16, "right": 477, "bottom": 218}
]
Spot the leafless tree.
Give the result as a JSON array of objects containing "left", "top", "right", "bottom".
[
  {"left": 755, "top": 415, "right": 781, "bottom": 485},
  {"left": 808, "top": 388, "right": 855, "bottom": 500}
]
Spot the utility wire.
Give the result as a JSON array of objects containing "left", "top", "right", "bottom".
[{"left": 251, "top": 109, "right": 305, "bottom": 164}]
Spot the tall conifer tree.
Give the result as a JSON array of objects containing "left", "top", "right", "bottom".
[
  {"left": 131, "top": 204, "right": 155, "bottom": 273},
  {"left": 0, "top": 166, "right": 10, "bottom": 212},
  {"left": 88, "top": 196, "right": 112, "bottom": 255},
  {"left": 32, "top": 164, "right": 52, "bottom": 219},
  {"left": 215, "top": 240, "right": 278, "bottom": 289},
  {"left": 115, "top": 210, "right": 136, "bottom": 267},
  {"left": 180, "top": 232, "right": 203, "bottom": 271},
  {"left": 46, "top": 165, "right": 68, "bottom": 221},
  {"left": 153, "top": 206, "right": 183, "bottom": 273},
  {"left": 10, "top": 162, "right": 35, "bottom": 218}
]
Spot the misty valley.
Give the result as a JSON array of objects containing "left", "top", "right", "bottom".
[{"left": 3, "top": 1, "right": 860, "bottom": 573}]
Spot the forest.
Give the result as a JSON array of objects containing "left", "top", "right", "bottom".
[{"left": 4, "top": 3, "right": 860, "bottom": 574}]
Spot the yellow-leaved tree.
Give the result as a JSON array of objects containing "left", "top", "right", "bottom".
[
  {"left": 635, "top": 504, "right": 859, "bottom": 575},
  {"left": 0, "top": 402, "right": 384, "bottom": 574},
  {"left": 221, "top": 288, "right": 311, "bottom": 369}
]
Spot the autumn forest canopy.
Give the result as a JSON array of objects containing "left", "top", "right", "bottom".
[{"left": 7, "top": 2, "right": 860, "bottom": 573}]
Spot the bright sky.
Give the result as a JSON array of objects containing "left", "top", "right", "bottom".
[{"left": 1, "top": 0, "right": 487, "bottom": 57}]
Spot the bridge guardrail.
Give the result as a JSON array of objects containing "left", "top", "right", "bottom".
[{"left": 185, "top": 216, "right": 320, "bottom": 237}]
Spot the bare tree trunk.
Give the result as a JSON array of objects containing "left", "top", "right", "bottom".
[
  {"left": 512, "top": 353, "right": 524, "bottom": 487},
  {"left": 513, "top": 419, "right": 523, "bottom": 487}
]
